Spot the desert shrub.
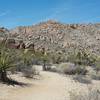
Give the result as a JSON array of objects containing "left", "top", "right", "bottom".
[
  {"left": 16, "top": 49, "right": 51, "bottom": 71},
  {"left": 30, "top": 50, "right": 51, "bottom": 70},
  {"left": 94, "top": 57, "right": 100, "bottom": 73},
  {"left": 86, "top": 66, "right": 100, "bottom": 80},
  {"left": 40, "top": 54, "right": 50, "bottom": 70},
  {"left": 49, "top": 52, "right": 66, "bottom": 64},
  {"left": 20, "top": 49, "right": 34, "bottom": 65},
  {"left": 22, "top": 66, "right": 35, "bottom": 78},
  {"left": 45, "top": 64, "right": 57, "bottom": 72},
  {"left": 88, "top": 56, "right": 100, "bottom": 80},
  {"left": 48, "top": 67, "right": 57, "bottom": 72},
  {"left": 90, "top": 72, "right": 100, "bottom": 80},
  {"left": 17, "top": 49, "right": 34, "bottom": 72},
  {"left": 73, "top": 75, "right": 92, "bottom": 84},
  {"left": 58, "top": 63, "right": 87, "bottom": 75},
  {"left": 18, "top": 49, "right": 43, "bottom": 77},
  {"left": 22, "top": 65, "right": 41, "bottom": 78},
  {"left": 67, "top": 49, "right": 97, "bottom": 66},
  {"left": 56, "top": 63, "right": 73, "bottom": 74},
  {"left": 74, "top": 66, "right": 87, "bottom": 75},
  {"left": 69, "top": 89, "right": 100, "bottom": 100}
]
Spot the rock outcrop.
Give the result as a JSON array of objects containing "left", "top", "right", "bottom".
[{"left": 0, "top": 20, "right": 100, "bottom": 55}]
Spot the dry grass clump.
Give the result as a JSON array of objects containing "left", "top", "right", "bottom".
[
  {"left": 22, "top": 68, "right": 34, "bottom": 78},
  {"left": 57, "top": 63, "right": 87, "bottom": 75},
  {"left": 86, "top": 66, "right": 100, "bottom": 80},
  {"left": 46, "top": 65, "right": 57, "bottom": 72},
  {"left": 69, "top": 88, "right": 100, "bottom": 100},
  {"left": 22, "top": 65, "right": 42, "bottom": 78},
  {"left": 22, "top": 66, "right": 34, "bottom": 78},
  {"left": 90, "top": 72, "right": 100, "bottom": 80},
  {"left": 73, "top": 75, "right": 92, "bottom": 84}
]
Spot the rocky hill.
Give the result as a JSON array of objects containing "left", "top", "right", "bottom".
[{"left": 1, "top": 20, "right": 100, "bottom": 55}]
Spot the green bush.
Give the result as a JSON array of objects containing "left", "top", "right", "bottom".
[{"left": 67, "top": 49, "right": 97, "bottom": 66}]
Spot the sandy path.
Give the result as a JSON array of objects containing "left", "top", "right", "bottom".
[
  {"left": 12, "top": 72, "right": 67, "bottom": 100},
  {"left": 0, "top": 71, "right": 100, "bottom": 100},
  {"left": 0, "top": 71, "right": 68, "bottom": 100}
]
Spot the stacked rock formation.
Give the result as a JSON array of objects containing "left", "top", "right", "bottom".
[{"left": 0, "top": 20, "right": 100, "bottom": 55}]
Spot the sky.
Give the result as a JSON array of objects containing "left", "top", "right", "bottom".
[{"left": 0, "top": 0, "right": 100, "bottom": 29}]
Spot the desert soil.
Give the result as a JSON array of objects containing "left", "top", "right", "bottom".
[{"left": 0, "top": 71, "right": 100, "bottom": 100}]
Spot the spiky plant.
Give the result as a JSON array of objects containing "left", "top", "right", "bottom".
[
  {"left": 19, "top": 49, "right": 34, "bottom": 66},
  {"left": 0, "top": 46, "right": 16, "bottom": 82}
]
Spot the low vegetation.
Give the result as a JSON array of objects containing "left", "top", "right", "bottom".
[
  {"left": 0, "top": 43, "right": 17, "bottom": 82},
  {"left": 0, "top": 40, "right": 100, "bottom": 85},
  {"left": 67, "top": 49, "right": 97, "bottom": 66},
  {"left": 69, "top": 88, "right": 100, "bottom": 100}
]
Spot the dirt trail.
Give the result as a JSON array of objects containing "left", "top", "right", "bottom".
[
  {"left": 1, "top": 71, "right": 68, "bottom": 100},
  {"left": 0, "top": 71, "right": 100, "bottom": 100}
]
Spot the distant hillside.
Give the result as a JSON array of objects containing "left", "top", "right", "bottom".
[
  {"left": 1, "top": 20, "right": 100, "bottom": 55},
  {"left": 0, "top": 27, "right": 9, "bottom": 37}
]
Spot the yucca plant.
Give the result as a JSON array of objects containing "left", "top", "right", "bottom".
[
  {"left": 0, "top": 47, "right": 16, "bottom": 82},
  {"left": 17, "top": 49, "right": 35, "bottom": 73},
  {"left": 18, "top": 49, "right": 38, "bottom": 78},
  {"left": 20, "top": 49, "right": 34, "bottom": 65}
]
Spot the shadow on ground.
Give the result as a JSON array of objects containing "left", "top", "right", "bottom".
[{"left": 0, "top": 77, "right": 31, "bottom": 87}]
